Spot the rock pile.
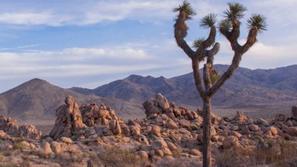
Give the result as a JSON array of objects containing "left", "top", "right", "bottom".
[
  {"left": 48, "top": 95, "right": 297, "bottom": 163},
  {"left": 1, "top": 95, "right": 297, "bottom": 166},
  {"left": 0, "top": 115, "right": 41, "bottom": 140},
  {"left": 49, "top": 96, "right": 126, "bottom": 140},
  {"left": 49, "top": 96, "right": 86, "bottom": 139}
]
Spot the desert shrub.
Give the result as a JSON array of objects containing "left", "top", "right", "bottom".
[
  {"left": 215, "top": 146, "right": 254, "bottom": 167},
  {"left": 13, "top": 141, "right": 28, "bottom": 150},
  {"left": 96, "top": 146, "right": 149, "bottom": 167},
  {"left": 0, "top": 152, "right": 5, "bottom": 162},
  {"left": 215, "top": 139, "right": 297, "bottom": 167},
  {"left": 156, "top": 157, "right": 202, "bottom": 167}
]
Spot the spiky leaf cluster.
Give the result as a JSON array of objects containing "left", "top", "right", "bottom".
[
  {"left": 224, "top": 3, "right": 246, "bottom": 20},
  {"left": 219, "top": 19, "right": 232, "bottom": 32},
  {"left": 173, "top": 1, "right": 196, "bottom": 19},
  {"left": 200, "top": 14, "right": 216, "bottom": 28},
  {"left": 210, "top": 68, "right": 220, "bottom": 84},
  {"left": 193, "top": 38, "right": 205, "bottom": 49},
  {"left": 248, "top": 14, "right": 267, "bottom": 32}
]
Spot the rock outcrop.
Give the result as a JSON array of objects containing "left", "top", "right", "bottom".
[
  {"left": 48, "top": 95, "right": 297, "bottom": 163},
  {"left": 0, "top": 115, "right": 41, "bottom": 140},
  {"left": 50, "top": 96, "right": 126, "bottom": 140},
  {"left": 49, "top": 96, "right": 86, "bottom": 139}
]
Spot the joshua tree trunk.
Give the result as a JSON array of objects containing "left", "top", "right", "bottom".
[{"left": 202, "top": 97, "right": 211, "bottom": 167}]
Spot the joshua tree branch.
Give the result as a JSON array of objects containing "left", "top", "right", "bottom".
[
  {"left": 202, "top": 26, "right": 216, "bottom": 48},
  {"left": 208, "top": 52, "right": 242, "bottom": 96},
  {"left": 174, "top": 12, "right": 195, "bottom": 58},
  {"left": 230, "top": 20, "right": 240, "bottom": 43},
  {"left": 175, "top": 36, "right": 196, "bottom": 58},
  {"left": 241, "top": 28, "right": 258, "bottom": 53},
  {"left": 220, "top": 28, "right": 231, "bottom": 41},
  {"left": 192, "top": 58, "right": 206, "bottom": 98},
  {"left": 219, "top": 19, "right": 241, "bottom": 51},
  {"left": 205, "top": 43, "right": 220, "bottom": 58},
  {"left": 203, "top": 64, "right": 212, "bottom": 91}
]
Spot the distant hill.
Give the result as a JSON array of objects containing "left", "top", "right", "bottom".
[
  {"left": 0, "top": 79, "right": 144, "bottom": 121},
  {"left": 72, "top": 65, "right": 297, "bottom": 107}
]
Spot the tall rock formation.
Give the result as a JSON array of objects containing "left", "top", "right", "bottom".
[{"left": 49, "top": 96, "right": 86, "bottom": 139}]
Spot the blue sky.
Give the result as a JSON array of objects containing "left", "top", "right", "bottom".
[{"left": 0, "top": 0, "right": 296, "bottom": 92}]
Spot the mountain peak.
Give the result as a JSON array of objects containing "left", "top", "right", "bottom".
[
  {"left": 127, "top": 74, "right": 144, "bottom": 80},
  {"left": 27, "top": 78, "right": 48, "bottom": 84}
]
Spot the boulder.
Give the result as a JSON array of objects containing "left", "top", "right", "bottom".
[
  {"left": 284, "top": 127, "right": 297, "bottom": 137},
  {"left": 109, "top": 120, "right": 122, "bottom": 135},
  {"left": 167, "top": 142, "right": 178, "bottom": 152},
  {"left": 190, "top": 149, "right": 201, "bottom": 156},
  {"left": 143, "top": 93, "right": 170, "bottom": 117},
  {"left": 49, "top": 96, "right": 86, "bottom": 139},
  {"left": 130, "top": 125, "right": 141, "bottom": 136},
  {"left": 41, "top": 141, "right": 53, "bottom": 157},
  {"left": 152, "top": 138, "right": 168, "bottom": 149},
  {"left": 143, "top": 101, "right": 162, "bottom": 118},
  {"left": 0, "top": 130, "right": 9, "bottom": 139},
  {"left": 166, "top": 119, "right": 178, "bottom": 129},
  {"left": 233, "top": 112, "right": 249, "bottom": 124},
  {"left": 151, "top": 125, "right": 161, "bottom": 137},
  {"left": 155, "top": 93, "right": 170, "bottom": 110},
  {"left": 19, "top": 125, "right": 42, "bottom": 140},
  {"left": 249, "top": 124, "right": 260, "bottom": 132},
  {"left": 138, "top": 151, "right": 149, "bottom": 160},
  {"left": 162, "top": 147, "right": 173, "bottom": 156},
  {"left": 154, "top": 149, "right": 164, "bottom": 157},
  {"left": 255, "top": 118, "right": 270, "bottom": 127},
  {"left": 265, "top": 126, "right": 278, "bottom": 137},
  {"left": 60, "top": 137, "right": 73, "bottom": 144},
  {"left": 51, "top": 141, "right": 63, "bottom": 155},
  {"left": 179, "top": 119, "right": 191, "bottom": 129}
]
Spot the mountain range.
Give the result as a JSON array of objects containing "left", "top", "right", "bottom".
[
  {"left": 0, "top": 64, "right": 297, "bottom": 122},
  {"left": 72, "top": 65, "right": 297, "bottom": 106}
]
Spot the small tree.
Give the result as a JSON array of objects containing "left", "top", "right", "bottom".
[{"left": 174, "top": 1, "right": 266, "bottom": 167}]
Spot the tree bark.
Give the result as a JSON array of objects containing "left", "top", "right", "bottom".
[{"left": 202, "top": 97, "right": 211, "bottom": 167}]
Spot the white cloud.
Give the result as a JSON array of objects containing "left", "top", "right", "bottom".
[
  {"left": 0, "top": 46, "right": 165, "bottom": 79},
  {"left": 0, "top": 64, "right": 160, "bottom": 79},
  {"left": 0, "top": 12, "right": 71, "bottom": 26},
  {"left": 81, "top": 0, "right": 223, "bottom": 24},
  {"left": 62, "top": 47, "right": 150, "bottom": 60},
  {"left": 241, "top": 42, "right": 297, "bottom": 68},
  {"left": 211, "top": 39, "right": 297, "bottom": 69},
  {"left": 0, "top": 0, "right": 223, "bottom": 26}
]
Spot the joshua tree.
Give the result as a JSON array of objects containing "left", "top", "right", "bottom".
[{"left": 174, "top": 1, "right": 266, "bottom": 167}]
